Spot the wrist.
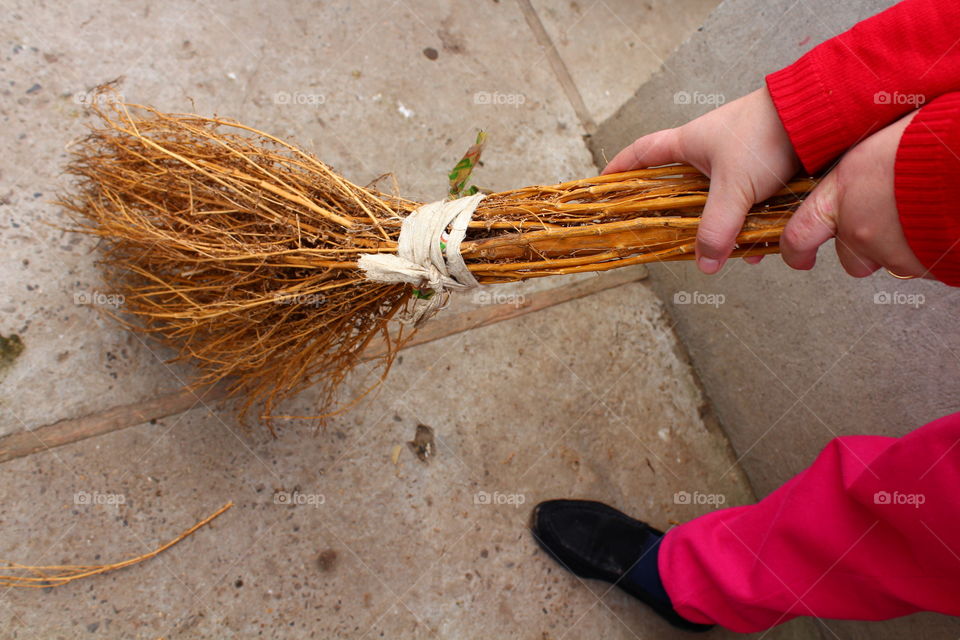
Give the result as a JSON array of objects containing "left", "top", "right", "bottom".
[{"left": 752, "top": 87, "right": 802, "bottom": 177}]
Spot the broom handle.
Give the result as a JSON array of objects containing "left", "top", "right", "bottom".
[{"left": 460, "top": 175, "right": 816, "bottom": 281}]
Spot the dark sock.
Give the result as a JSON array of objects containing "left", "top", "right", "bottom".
[{"left": 621, "top": 533, "right": 672, "bottom": 610}]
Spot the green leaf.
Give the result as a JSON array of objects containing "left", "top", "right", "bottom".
[{"left": 448, "top": 130, "right": 487, "bottom": 198}]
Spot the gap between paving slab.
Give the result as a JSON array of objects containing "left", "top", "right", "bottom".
[{"left": 0, "top": 267, "right": 649, "bottom": 465}]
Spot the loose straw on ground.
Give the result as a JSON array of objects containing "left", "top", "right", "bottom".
[
  {"left": 62, "top": 95, "right": 815, "bottom": 425},
  {"left": 0, "top": 502, "right": 233, "bottom": 588}
]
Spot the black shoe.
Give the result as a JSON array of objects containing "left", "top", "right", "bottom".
[{"left": 531, "top": 499, "right": 713, "bottom": 633}]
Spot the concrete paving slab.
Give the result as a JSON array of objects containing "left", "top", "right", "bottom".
[
  {"left": 531, "top": 0, "right": 720, "bottom": 124},
  {"left": 0, "top": 280, "right": 811, "bottom": 638}
]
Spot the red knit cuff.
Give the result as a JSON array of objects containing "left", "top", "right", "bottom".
[
  {"left": 895, "top": 92, "right": 960, "bottom": 287},
  {"left": 766, "top": 50, "right": 848, "bottom": 175}
]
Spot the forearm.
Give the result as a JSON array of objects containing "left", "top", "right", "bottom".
[{"left": 766, "top": 0, "right": 960, "bottom": 173}]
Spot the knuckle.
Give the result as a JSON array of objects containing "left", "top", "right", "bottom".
[
  {"left": 697, "top": 225, "right": 735, "bottom": 255},
  {"left": 673, "top": 126, "right": 688, "bottom": 153},
  {"left": 849, "top": 223, "right": 876, "bottom": 247},
  {"left": 793, "top": 189, "right": 837, "bottom": 243},
  {"left": 654, "top": 128, "right": 678, "bottom": 152},
  {"left": 780, "top": 220, "right": 803, "bottom": 248},
  {"left": 807, "top": 191, "right": 836, "bottom": 231}
]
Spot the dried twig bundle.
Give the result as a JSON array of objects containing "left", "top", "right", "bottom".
[{"left": 62, "top": 99, "right": 814, "bottom": 424}]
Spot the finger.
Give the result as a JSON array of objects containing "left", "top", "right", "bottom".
[
  {"left": 779, "top": 174, "right": 840, "bottom": 270},
  {"left": 743, "top": 255, "right": 764, "bottom": 265},
  {"left": 836, "top": 241, "right": 881, "bottom": 277},
  {"left": 602, "top": 128, "right": 683, "bottom": 175},
  {"left": 695, "top": 170, "right": 756, "bottom": 274}
]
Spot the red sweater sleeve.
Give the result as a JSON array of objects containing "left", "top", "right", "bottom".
[
  {"left": 895, "top": 92, "right": 960, "bottom": 286},
  {"left": 765, "top": 0, "right": 960, "bottom": 174}
]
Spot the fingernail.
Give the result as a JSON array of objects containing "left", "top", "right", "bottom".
[{"left": 698, "top": 257, "right": 721, "bottom": 274}]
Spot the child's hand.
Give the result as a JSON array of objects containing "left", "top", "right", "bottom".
[
  {"left": 602, "top": 88, "right": 801, "bottom": 274},
  {"left": 780, "top": 112, "right": 927, "bottom": 278}
]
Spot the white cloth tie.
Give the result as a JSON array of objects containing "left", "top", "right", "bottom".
[{"left": 358, "top": 193, "right": 484, "bottom": 324}]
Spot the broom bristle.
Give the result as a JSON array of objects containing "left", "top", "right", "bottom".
[{"left": 61, "top": 96, "right": 814, "bottom": 427}]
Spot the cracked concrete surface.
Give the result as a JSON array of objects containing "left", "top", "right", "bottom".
[{"left": 0, "top": 1, "right": 819, "bottom": 638}]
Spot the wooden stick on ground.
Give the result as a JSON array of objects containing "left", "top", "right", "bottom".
[{"left": 0, "top": 268, "right": 648, "bottom": 464}]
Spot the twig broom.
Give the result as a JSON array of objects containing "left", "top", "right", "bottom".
[{"left": 62, "top": 99, "right": 814, "bottom": 425}]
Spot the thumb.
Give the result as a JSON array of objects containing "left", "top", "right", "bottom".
[
  {"left": 695, "top": 169, "right": 756, "bottom": 274},
  {"left": 779, "top": 173, "right": 840, "bottom": 270},
  {"left": 602, "top": 128, "right": 683, "bottom": 174}
]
